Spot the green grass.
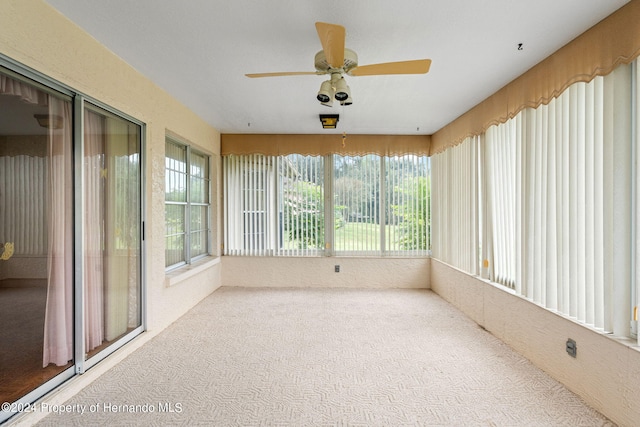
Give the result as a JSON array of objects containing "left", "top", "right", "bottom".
[
  {"left": 280, "top": 221, "right": 404, "bottom": 252},
  {"left": 334, "top": 221, "right": 398, "bottom": 251}
]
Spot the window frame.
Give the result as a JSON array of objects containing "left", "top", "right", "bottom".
[
  {"left": 165, "top": 136, "right": 211, "bottom": 270},
  {"left": 223, "top": 152, "right": 430, "bottom": 257}
]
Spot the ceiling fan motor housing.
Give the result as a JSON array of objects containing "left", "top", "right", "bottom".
[{"left": 315, "top": 48, "right": 358, "bottom": 74}]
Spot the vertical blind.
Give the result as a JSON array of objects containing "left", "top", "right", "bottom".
[
  {"left": 224, "top": 154, "right": 324, "bottom": 256},
  {"left": 333, "top": 155, "right": 381, "bottom": 254},
  {"left": 383, "top": 155, "right": 430, "bottom": 256},
  {"left": 433, "top": 60, "right": 638, "bottom": 337},
  {"left": 0, "top": 155, "right": 47, "bottom": 255},
  {"left": 280, "top": 155, "right": 325, "bottom": 255},
  {"left": 431, "top": 137, "right": 479, "bottom": 274},
  {"left": 482, "top": 119, "right": 518, "bottom": 288},
  {"left": 482, "top": 66, "right": 632, "bottom": 333},
  {"left": 223, "top": 153, "right": 429, "bottom": 256},
  {"left": 224, "top": 154, "right": 270, "bottom": 255}
]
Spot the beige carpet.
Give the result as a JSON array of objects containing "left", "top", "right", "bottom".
[{"left": 35, "top": 287, "right": 613, "bottom": 426}]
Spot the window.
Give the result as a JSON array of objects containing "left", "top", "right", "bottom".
[
  {"left": 431, "top": 139, "right": 479, "bottom": 274},
  {"left": 223, "top": 153, "right": 429, "bottom": 257},
  {"left": 334, "top": 154, "right": 430, "bottom": 255},
  {"left": 224, "top": 154, "right": 324, "bottom": 256},
  {"left": 280, "top": 155, "right": 325, "bottom": 255},
  {"left": 333, "top": 155, "right": 381, "bottom": 254},
  {"left": 384, "top": 155, "right": 431, "bottom": 255},
  {"left": 431, "top": 59, "right": 639, "bottom": 338},
  {"left": 479, "top": 66, "right": 634, "bottom": 335},
  {"left": 165, "top": 137, "right": 211, "bottom": 269}
]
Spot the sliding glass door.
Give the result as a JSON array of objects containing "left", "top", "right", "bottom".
[
  {"left": 82, "top": 104, "right": 142, "bottom": 362},
  {"left": 0, "top": 67, "right": 144, "bottom": 421},
  {"left": 0, "top": 71, "right": 74, "bottom": 405}
]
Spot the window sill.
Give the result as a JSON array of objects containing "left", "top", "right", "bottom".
[{"left": 164, "top": 256, "right": 220, "bottom": 287}]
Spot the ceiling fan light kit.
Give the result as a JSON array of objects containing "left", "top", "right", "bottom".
[
  {"left": 317, "top": 80, "right": 334, "bottom": 105},
  {"left": 246, "top": 21, "right": 431, "bottom": 109},
  {"left": 317, "top": 73, "right": 351, "bottom": 106},
  {"left": 333, "top": 75, "right": 350, "bottom": 101}
]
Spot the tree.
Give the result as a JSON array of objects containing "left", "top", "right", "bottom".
[
  {"left": 334, "top": 176, "right": 365, "bottom": 222},
  {"left": 334, "top": 155, "right": 380, "bottom": 224},
  {"left": 283, "top": 180, "right": 324, "bottom": 249},
  {"left": 392, "top": 176, "right": 430, "bottom": 250}
]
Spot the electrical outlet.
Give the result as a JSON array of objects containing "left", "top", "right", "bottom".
[
  {"left": 566, "top": 338, "right": 577, "bottom": 358},
  {"left": 335, "top": 265, "right": 340, "bottom": 273}
]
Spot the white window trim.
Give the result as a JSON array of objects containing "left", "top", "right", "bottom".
[{"left": 165, "top": 136, "right": 212, "bottom": 271}]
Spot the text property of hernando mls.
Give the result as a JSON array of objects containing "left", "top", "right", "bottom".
[{"left": 2, "top": 401, "right": 183, "bottom": 415}]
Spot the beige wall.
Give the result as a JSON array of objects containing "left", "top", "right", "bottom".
[
  {"left": 223, "top": 257, "right": 430, "bottom": 289},
  {"left": 0, "top": 0, "right": 222, "bottom": 332},
  {"left": 430, "top": 258, "right": 640, "bottom": 427}
]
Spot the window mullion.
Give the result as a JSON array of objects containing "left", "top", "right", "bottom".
[
  {"left": 380, "top": 157, "right": 386, "bottom": 256},
  {"left": 324, "top": 154, "right": 334, "bottom": 256}
]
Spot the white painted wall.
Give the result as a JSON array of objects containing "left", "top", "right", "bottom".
[
  {"left": 430, "top": 258, "right": 640, "bottom": 427},
  {"left": 223, "top": 257, "right": 430, "bottom": 289}
]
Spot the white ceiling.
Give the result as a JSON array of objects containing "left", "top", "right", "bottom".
[{"left": 44, "top": 0, "right": 628, "bottom": 136}]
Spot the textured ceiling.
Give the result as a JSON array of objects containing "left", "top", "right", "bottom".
[{"left": 44, "top": 0, "right": 629, "bottom": 136}]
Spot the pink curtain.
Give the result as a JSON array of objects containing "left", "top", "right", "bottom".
[
  {"left": 84, "top": 110, "right": 106, "bottom": 352},
  {"left": 0, "top": 74, "right": 74, "bottom": 367},
  {"left": 42, "top": 97, "right": 74, "bottom": 367},
  {"left": 3, "top": 72, "right": 140, "bottom": 365},
  {"left": 0, "top": 76, "right": 48, "bottom": 106}
]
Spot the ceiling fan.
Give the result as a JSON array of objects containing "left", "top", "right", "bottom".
[{"left": 245, "top": 22, "right": 432, "bottom": 107}]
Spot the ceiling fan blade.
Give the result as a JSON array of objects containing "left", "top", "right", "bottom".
[
  {"left": 315, "top": 22, "right": 345, "bottom": 69},
  {"left": 245, "top": 71, "right": 321, "bottom": 78},
  {"left": 349, "top": 59, "right": 432, "bottom": 76}
]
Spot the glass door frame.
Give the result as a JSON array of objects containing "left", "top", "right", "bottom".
[
  {"left": 0, "top": 54, "right": 147, "bottom": 423},
  {"left": 74, "top": 96, "right": 147, "bottom": 374}
]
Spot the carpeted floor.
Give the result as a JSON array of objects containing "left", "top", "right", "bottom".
[{"left": 35, "top": 287, "right": 613, "bottom": 426}]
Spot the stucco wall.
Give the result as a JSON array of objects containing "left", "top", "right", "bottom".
[
  {"left": 0, "top": 0, "right": 222, "bottom": 332},
  {"left": 430, "top": 258, "right": 640, "bottom": 427},
  {"left": 223, "top": 257, "right": 430, "bottom": 289}
]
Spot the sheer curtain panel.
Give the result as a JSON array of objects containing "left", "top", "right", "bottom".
[{"left": 42, "top": 96, "right": 73, "bottom": 367}]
